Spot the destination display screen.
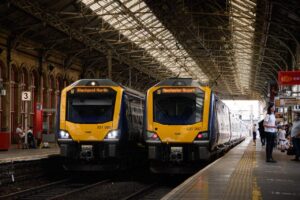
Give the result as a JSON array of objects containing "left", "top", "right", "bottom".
[
  {"left": 71, "top": 87, "right": 114, "bottom": 94},
  {"left": 156, "top": 87, "right": 199, "bottom": 94}
]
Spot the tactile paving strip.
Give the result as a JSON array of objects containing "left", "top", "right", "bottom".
[{"left": 223, "top": 143, "right": 262, "bottom": 200}]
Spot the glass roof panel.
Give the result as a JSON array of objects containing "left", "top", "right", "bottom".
[
  {"left": 230, "top": 0, "right": 256, "bottom": 93},
  {"left": 123, "top": 0, "right": 137, "bottom": 8},
  {"left": 82, "top": 0, "right": 208, "bottom": 83},
  {"left": 90, "top": 3, "right": 100, "bottom": 10}
]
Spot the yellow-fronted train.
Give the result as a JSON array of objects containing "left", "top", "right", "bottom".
[
  {"left": 56, "top": 79, "right": 145, "bottom": 171},
  {"left": 144, "top": 78, "right": 247, "bottom": 173}
]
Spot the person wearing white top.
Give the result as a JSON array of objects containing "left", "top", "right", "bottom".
[
  {"left": 264, "top": 104, "right": 277, "bottom": 163},
  {"left": 278, "top": 126, "right": 286, "bottom": 152},
  {"left": 16, "top": 123, "right": 24, "bottom": 149}
]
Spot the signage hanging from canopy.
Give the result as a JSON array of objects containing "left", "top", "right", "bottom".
[
  {"left": 275, "top": 97, "right": 300, "bottom": 107},
  {"left": 278, "top": 71, "right": 300, "bottom": 85}
]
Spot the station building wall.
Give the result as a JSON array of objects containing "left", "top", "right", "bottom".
[{"left": 0, "top": 44, "right": 82, "bottom": 145}]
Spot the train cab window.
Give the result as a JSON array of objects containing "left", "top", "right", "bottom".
[
  {"left": 66, "top": 92, "right": 116, "bottom": 124},
  {"left": 153, "top": 88, "right": 204, "bottom": 125}
]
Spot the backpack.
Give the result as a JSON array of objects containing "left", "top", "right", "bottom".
[{"left": 258, "top": 120, "right": 265, "bottom": 138}]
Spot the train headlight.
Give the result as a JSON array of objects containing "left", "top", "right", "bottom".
[
  {"left": 104, "top": 129, "right": 120, "bottom": 141},
  {"left": 195, "top": 132, "right": 209, "bottom": 140},
  {"left": 58, "top": 130, "right": 70, "bottom": 139},
  {"left": 146, "top": 131, "right": 161, "bottom": 143}
]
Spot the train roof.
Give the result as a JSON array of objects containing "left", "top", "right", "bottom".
[
  {"left": 70, "top": 79, "right": 119, "bottom": 87},
  {"left": 153, "top": 78, "right": 201, "bottom": 87}
]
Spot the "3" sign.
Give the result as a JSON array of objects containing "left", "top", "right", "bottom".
[{"left": 21, "top": 91, "right": 31, "bottom": 101}]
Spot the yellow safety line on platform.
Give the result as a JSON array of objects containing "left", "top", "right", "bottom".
[
  {"left": 223, "top": 143, "right": 262, "bottom": 200},
  {"left": 253, "top": 176, "right": 262, "bottom": 200},
  {"left": 252, "top": 146, "right": 262, "bottom": 200}
]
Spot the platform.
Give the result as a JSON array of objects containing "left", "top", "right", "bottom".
[
  {"left": 163, "top": 138, "right": 300, "bottom": 200},
  {"left": 0, "top": 144, "right": 60, "bottom": 164}
]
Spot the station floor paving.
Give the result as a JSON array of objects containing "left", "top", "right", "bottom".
[
  {"left": 163, "top": 138, "right": 300, "bottom": 200},
  {"left": 0, "top": 144, "right": 59, "bottom": 164}
]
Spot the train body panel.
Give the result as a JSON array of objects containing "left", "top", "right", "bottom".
[
  {"left": 59, "top": 86, "right": 123, "bottom": 142},
  {"left": 56, "top": 79, "right": 145, "bottom": 170},
  {"left": 151, "top": 122, "right": 203, "bottom": 143},
  {"left": 146, "top": 86, "right": 211, "bottom": 143},
  {"left": 214, "top": 98, "right": 231, "bottom": 145},
  {"left": 63, "top": 121, "right": 113, "bottom": 141},
  {"left": 230, "top": 113, "right": 243, "bottom": 141},
  {"left": 144, "top": 78, "right": 247, "bottom": 173}
]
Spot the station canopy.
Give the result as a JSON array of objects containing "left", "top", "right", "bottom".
[{"left": 1, "top": 0, "right": 299, "bottom": 99}]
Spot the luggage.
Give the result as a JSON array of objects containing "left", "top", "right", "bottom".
[{"left": 287, "top": 146, "right": 295, "bottom": 155}]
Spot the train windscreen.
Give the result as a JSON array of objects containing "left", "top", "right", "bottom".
[
  {"left": 66, "top": 89, "right": 116, "bottom": 124},
  {"left": 153, "top": 88, "right": 204, "bottom": 125}
]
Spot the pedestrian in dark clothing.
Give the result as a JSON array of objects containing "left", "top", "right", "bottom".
[
  {"left": 291, "top": 114, "right": 300, "bottom": 161},
  {"left": 264, "top": 104, "right": 277, "bottom": 163},
  {"left": 252, "top": 124, "right": 257, "bottom": 146},
  {"left": 26, "top": 126, "right": 36, "bottom": 149},
  {"left": 258, "top": 120, "right": 266, "bottom": 146}
]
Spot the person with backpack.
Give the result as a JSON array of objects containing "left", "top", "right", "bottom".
[{"left": 258, "top": 119, "right": 266, "bottom": 146}]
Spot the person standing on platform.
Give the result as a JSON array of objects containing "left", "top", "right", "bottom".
[
  {"left": 264, "top": 104, "right": 277, "bottom": 163},
  {"left": 278, "top": 126, "right": 286, "bottom": 152},
  {"left": 252, "top": 124, "right": 257, "bottom": 145},
  {"left": 258, "top": 119, "right": 266, "bottom": 146},
  {"left": 26, "top": 126, "right": 36, "bottom": 149},
  {"left": 16, "top": 123, "right": 24, "bottom": 149},
  {"left": 290, "top": 114, "right": 300, "bottom": 161}
]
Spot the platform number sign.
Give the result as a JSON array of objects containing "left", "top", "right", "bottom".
[{"left": 22, "top": 91, "right": 31, "bottom": 101}]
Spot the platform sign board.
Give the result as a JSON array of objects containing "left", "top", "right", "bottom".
[
  {"left": 278, "top": 71, "right": 300, "bottom": 85},
  {"left": 275, "top": 97, "right": 300, "bottom": 106},
  {"left": 21, "top": 91, "right": 31, "bottom": 101},
  {"left": 43, "top": 108, "right": 56, "bottom": 113}
]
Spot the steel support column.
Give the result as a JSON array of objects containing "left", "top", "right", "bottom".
[{"left": 107, "top": 49, "right": 112, "bottom": 79}]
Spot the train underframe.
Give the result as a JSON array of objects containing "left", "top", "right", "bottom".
[
  {"left": 147, "top": 138, "right": 245, "bottom": 173},
  {"left": 147, "top": 142, "right": 211, "bottom": 173},
  {"left": 58, "top": 141, "right": 146, "bottom": 171}
]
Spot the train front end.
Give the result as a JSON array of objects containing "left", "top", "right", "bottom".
[
  {"left": 145, "top": 78, "right": 212, "bottom": 173},
  {"left": 57, "top": 79, "right": 123, "bottom": 170}
]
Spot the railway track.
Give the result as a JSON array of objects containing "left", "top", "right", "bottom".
[
  {"left": 121, "top": 184, "right": 180, "bottom": 200},
  {"left": 0, "top": 157, "right": 63, "bottom": 186},
  {"left": 121, "top": 175, "right": 188, "bottom": 200},
  {"left": 0, "top": 178, "right": 110, "bottom": 200},
  {"left": 0, "top": 159, "right": 191, "bottom": 200},
  {"left": 121, "top": 184, "right": 158, "bottom": 200}
]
